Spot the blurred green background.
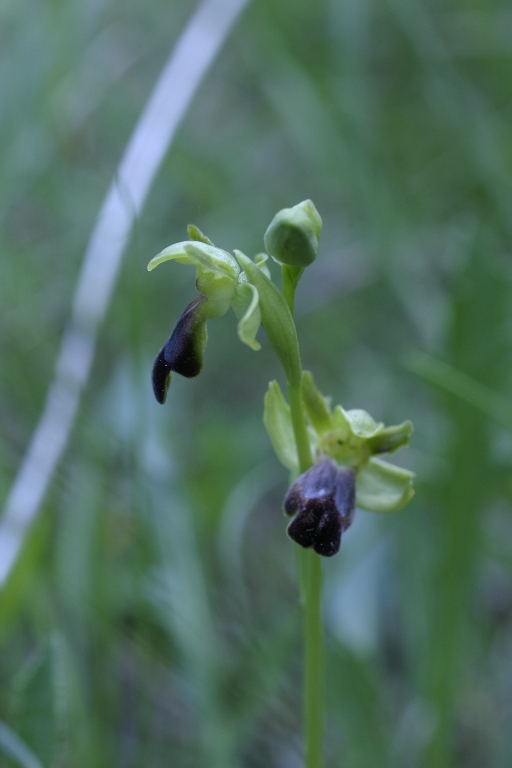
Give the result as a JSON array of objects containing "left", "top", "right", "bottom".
[{"left": 2, "top": 0, "right": 512, "bottom": 766}]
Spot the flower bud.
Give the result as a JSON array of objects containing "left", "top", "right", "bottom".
[
  {"left": 264, "top": 200, "right": 322, "bottom": 267},
  {"left": 152, "top": 295, "right": 207, "bottom": 404},
  {"left": 284, "top": 457, "right": 355, "bottom": 557}
]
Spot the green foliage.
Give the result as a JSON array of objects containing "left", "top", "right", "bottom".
[
  {"left": 263, "top": 380, "right": 299, "bottom": 472},
  {"left": 2, "top": 0, "right": 512, "bottom": 766}
]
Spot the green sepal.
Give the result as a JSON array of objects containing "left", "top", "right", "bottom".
[
  {"left": 148, "top": 241, "right": 239, "bottom": 318},
  {"left": 263, "top": 381, "right": 298, "bottom": 472},
  {"left": 231, "top": 280, "right": 261, "bottom": 351},
  {"left": 356, "top": 457, "right": 415, "bottom": 513},
  {"left": 366, "top": 421, "right": 413, "bottom": 455},
  {"left": 148, "top": 241, "right": 239, "bottom": 279},
  {"left": 234, "top": 250, "right": 302, "bottom": 387},
  {"left": 344, "top": 409, "right": 384, "bottom": 438},
  {"left": 301, "top": 371, "right": 332, "bottom": 435},
  {"left": 187, "top": 224, "right": 214, "bottom": 246},
  {"left": 331, "top": 405, "right": 351, "bottom": 441},
  {"left": 318, "top": 405, "right": 412, "bottom": 472},
  {"left": 184, "top": 245, "right": 238, "bottom": 317}
]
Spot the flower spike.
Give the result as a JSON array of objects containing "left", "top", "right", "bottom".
[
  {"left": 149, "top": 205, "right": 414, "bottom": 561},
  {"left": 148, "top": 201, "right": 415, "bottom": 768}
]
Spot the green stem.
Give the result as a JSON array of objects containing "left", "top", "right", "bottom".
[
  {"left": 301, "top": 549, "right": 324, "bottom": 768},
  {"left": 288, "top": 384, "right": 313, "bottom": 473},
  {"left": 282, "top": 265, "right": 297, "bottom": 316},
  {"left": 290, "top": 388, "right": 324, "bottom": 768},
  {"left": 282, "top": 266, "right": 324, "bottom": 768},
  {"left": 281, "top": 265, "right": 304, "bottom": 317}
]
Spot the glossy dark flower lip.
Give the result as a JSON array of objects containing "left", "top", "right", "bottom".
[
  {"left": 284, "top": 457, "right": 356, "bottom": 557},
  {"left": 152, "top": 295, "right": 207, "bottom": 404}
]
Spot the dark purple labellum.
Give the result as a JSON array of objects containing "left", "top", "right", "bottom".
[
  {"left": 152, "top": 295, "right": 207, "bottom": 404},
  {"left": 284, "top": 458, "right": 355, "bottom": 557},
  {"left": 152, "top": 346, "right": 173, "bottom": 405}
]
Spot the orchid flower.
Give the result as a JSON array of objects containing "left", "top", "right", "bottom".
[
  {"left": 148, "top": 225, "right": 270, "bottom": 402},
  {"left": 264, "top": 370, "right": 414, "bottom": 554}
]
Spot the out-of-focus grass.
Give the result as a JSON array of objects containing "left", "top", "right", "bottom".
[{"left": 2, "top": 0, "right": 512, "bottom": 766}]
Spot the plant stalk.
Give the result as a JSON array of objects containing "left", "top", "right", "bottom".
[
  {"left": 283, "top": 266, "right": 324, "bottom": 768},
  {"left": 301, "top": 548, "right": 324, "bottom": 768}
]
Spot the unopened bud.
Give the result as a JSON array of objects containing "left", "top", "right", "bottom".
[{"left": 264, "top": 200, "right": 322, "bottom": 267}]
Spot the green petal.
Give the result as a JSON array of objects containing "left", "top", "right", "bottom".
[
  {"left": 232, "top": 281, "right": 261, "bottom": 351},
  {"left": 263, "top": 381, "right": 298, "bottom": 472},
  {"left": 187, "top": 224, "right": 214, "bottom": 246},
  {"left": 366, "top": 421, "right": 413, "bottom": 455},
  {"left": 301, "top": 371, "right": 332, "bottom": 435},
  {"left": 234, "top": 250, "right": 302, "bottom": 387},
  {"left": 345, "top": 409, "right": 384, "bottom": 438},
  {"left": 356, "top": 457, "right": 415, "bottom": 513}
]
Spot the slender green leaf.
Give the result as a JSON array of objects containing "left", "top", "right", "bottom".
[
  {"left": 263, "top": 380, "right": 298, "bottom": 471},
  {"left": 235, "top": 250, "right": 302, "bottom": 386},
  {"left": 301, "top": 370, "right": 332, "bottom": 435}
]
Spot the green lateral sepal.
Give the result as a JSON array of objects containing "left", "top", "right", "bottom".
[
  {"left": 366, "top": 421, "right": 413, "bottom": 455},
  {"left": 356, "top": 458, "right": 415, "bottom": 513}
]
